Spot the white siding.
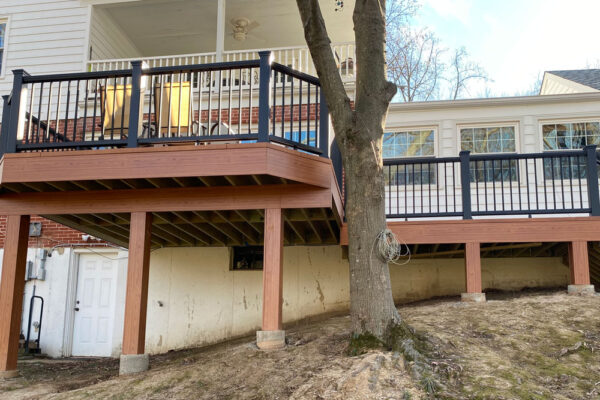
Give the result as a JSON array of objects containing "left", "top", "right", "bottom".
[
  {"left": 540, "top": 73, "right": 599, "bottom": 95},
  {"left": 89, "top": 7, "right": 140, "bottom": 62},
  {"left": 0, "top": 0, "right": 91, "bottom": 112}
]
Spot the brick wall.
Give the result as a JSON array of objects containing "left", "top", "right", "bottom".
[{"left": 0, "top": 215, "right": 110, "bottom": 248}]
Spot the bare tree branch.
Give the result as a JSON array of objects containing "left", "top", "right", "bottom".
[{"left": 448, "top": 47, "right": 488, "bottom": 99}]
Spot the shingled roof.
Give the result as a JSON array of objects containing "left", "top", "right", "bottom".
[{"left": 548, "top": 69, "right": 600, "bottom": 90}]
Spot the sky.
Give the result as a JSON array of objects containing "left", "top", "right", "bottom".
[{"left": 415, "top": 0, "right": 600, "bottom": 97}]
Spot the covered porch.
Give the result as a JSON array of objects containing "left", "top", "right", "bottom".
[{"left": 86, "top": 0, "right": 357, "bottom": 81}]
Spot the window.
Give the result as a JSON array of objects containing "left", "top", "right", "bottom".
[
  {"left": 542, "top": 122, "right": 600, "bottom": 150},
  {"left": 460, "top": 126, "right": 516, "bottom": 153},
  {"left": 460, "top": 125, "right": 517, "bottom": 182},
  {"left": 0, "top": 21, "right": 6, "bottom": 76},
  {"left": 383, "top": 129, "right": 435, "bottom": 158},
  {"left": 542, "top": 121, "right": 600, "bottom": 179},
  {"left": 230, "top": 246, "right": 263, "bottom": 270},
  {"left": 383, "top": 129, "right": 436, "bottom": 185},
  {"left": 283, "top": 130, "right": 316, "bottom": 146}
]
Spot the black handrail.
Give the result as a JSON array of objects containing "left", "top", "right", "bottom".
[
  {"left": 0, "top": 51, "right": 330, "bottom": 158},
  {"left": 383, "top": 146, "right": 600, "bottom": 219}
]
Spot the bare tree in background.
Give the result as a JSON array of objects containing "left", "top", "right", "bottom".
[
  {"left": 386, "top": 4, "right": 488, "bottom": 102},
  {"left": 387, "top": 28, "right": 445, "bottom": 101},
  {"left": 448, "top": 47, "right": 488, "bottom": 99},
  {"left": 295, "top": 0, "right": 408, "bottom": 341}
]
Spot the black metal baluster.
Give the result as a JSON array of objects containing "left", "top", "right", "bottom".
[
  {"left": 551, "top": 156, "right": 556, "bottom": 209},
  {"left": 55, "top": 81, "right": 62, "bottom": 143},
  {"left": 207, "top": 71, "right": 212, "bottom": 135},
  {"left": 26, "top": 82, "right": 34, "bottom": 144},
  {"left": 314, "top": 85, "right": 319, "bottom": 148},
  {"left": 82, "top": 79, "right": 89, "bottom": 143},
  {"left": 475, "top": 160, "right": 480, "bottom": 212},
  {"left": 577, "top": 155, "right": 583, "bottom": 208},
  {"left": 299, "top": 79, "right": 303, "bottom": 144},
  {"left": 91, "top": 79, "right": 98, "bottom": 141},
  {"left": 272, "top": 70, "right": 277, "bottom": 137},
  {"left": 36, "top": 82, "right": 43, "bottom": 143},
  {"left": 120, "top": 78, "right": 127, "bottom": 139},
  {"left": 569, "top": 155, "right": 574, "bottom": 209},
  {"left": 525, "top": 158, "right": 530, "bottom": 212},
  {"left": 238, "top": 68, "right": 242, "bottom": 135},
  {"left": 290, "top": 77, "right": 294, "bottom": 143},
  {"left": 483, "top": 160, "right": 488, "bottom": 212},
  {"left": 110, "top": 77, "right": 117, "bottom": 140},
  {"left": 559, "top": 156, "right": 565, "bottom": 210},
  {"left": 227, "top": 69, "right": 232, "bottom": 136},
  {"left": 73, "top": 80, "right": 80, "bottom": 142}
]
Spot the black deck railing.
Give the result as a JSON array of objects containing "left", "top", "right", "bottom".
[
  {"left": 0, "top": 51, "right": 329, "bottom": 158},
  {"left": 384, "top": 146, "right": 600, "bottom": 219}
]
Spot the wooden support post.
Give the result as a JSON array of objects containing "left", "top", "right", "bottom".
[
  {"left": 462, "top": 242, "right": 485, "bottom": 302},
  {"left": 567, "top": 241, "right": 595, "bottom": 294},
  {"left": 0, "top": 215, "right": 30, "bottom": 377},
  {"left": 120, "top": 212, "right": 152, "bottom": 374},
  {"left": 257, "top": 208, "right": 285, "bottom": 349}
]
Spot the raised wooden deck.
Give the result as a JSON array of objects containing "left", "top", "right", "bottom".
[{"left": 0, "top": 143, "right": 343, "bottom": 248}]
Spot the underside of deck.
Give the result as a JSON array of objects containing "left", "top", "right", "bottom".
[{"left": 0, "top": 143, "right": 343, "bottom": 248}]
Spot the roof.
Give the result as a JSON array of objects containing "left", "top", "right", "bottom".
[
  {"left": 388, "top": 91, "right": 600, "bottom": 112},
  {"left": 547, "top": 69, "right": 600, "bottom": 90}
]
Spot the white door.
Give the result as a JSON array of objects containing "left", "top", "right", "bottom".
[{"left": 72, "top": 253, "right": 118, "bottom": 357}]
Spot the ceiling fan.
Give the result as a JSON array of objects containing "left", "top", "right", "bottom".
[{"left": 230, "top": 17, "right": 260, "bottom": 41}]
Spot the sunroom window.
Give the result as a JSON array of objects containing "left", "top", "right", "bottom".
[
  {"left": 383, "top": 129, "right": 435, "bottom": 185},
  {"left": 542, "top": 121, "right": 600, "bottom": 179},
  {"left": 460, "top": 125, "right": 517, "bottom": 182}
]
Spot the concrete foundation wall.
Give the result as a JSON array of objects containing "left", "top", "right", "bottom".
[
  {"left": 390, "top": 257, "right": 569, "bottom": 304},
  {"left": 144, "top": 246, "right": 350, "bottom": 354},
  {"left": 0, "top": 245, "right": 571, "bottom": 358}
]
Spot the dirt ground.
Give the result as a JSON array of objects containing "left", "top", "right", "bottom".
[{"left": 1, "top": 289, "right": 599, "bottom": 399}]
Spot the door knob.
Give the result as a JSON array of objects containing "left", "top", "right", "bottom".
[{"left": 74, "top": 307, "right": 80, "bottom": 311}]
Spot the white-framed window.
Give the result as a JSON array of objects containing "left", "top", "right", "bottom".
[
  {"left": 383, "top": 128, "right": 435, "bottom": 158},
  {"left": 542, "top": 121, "right": 600, "bottom": 150},
  {"left": 0, "top": 18, "right": 7, "bottom": 77},
  {"left": 383, "top": 128, "right": 436, "bottom": 185},
  {"left": 541, "top": 119, "right": 600, "bottom": 179},
  {"left": 458, "top": 123, "right": 518, "bottom": 182}
]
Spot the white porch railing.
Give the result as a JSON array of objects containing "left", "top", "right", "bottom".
[{"left": 87, "top": 42, "right": 356, "bottom": 82}]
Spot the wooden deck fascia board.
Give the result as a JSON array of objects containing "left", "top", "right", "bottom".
[
  {"left": 340, "top": 217, "right": 600, "bottom": 245},
  {"left": 0, "top": 143, "right": 332, "bottom": 189}
]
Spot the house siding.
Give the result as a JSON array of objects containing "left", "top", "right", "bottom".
[{"left": 0, "top": 0, "right": 91, "bottom": 113}]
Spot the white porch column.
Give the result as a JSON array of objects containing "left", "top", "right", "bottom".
[{"left": 216, "top": 0, "right": 226, "bottom": 61}]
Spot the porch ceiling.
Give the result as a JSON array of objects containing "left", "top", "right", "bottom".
[{"left": 97, "top": 0, "right": 354, "bottom": 56}]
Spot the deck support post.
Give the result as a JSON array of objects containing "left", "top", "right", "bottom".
[
  {"left": 120, "top": 212, "right": 152, "bottom": 375},
  {"left": 0, "top": 215, "right": 30, "bottom": 378},
  {"left": 567, "top": 241, "right": 595, "bottom": 295},
  {"left": 257, "top": 208, "right": 285, "bottom": 349},
  {"left": 461, "top": 242, "right": 486, "bottom": 302}
]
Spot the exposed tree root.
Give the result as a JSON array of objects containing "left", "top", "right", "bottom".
[{"left": 346, "top": 320, "right": 460, "bottom": 398}]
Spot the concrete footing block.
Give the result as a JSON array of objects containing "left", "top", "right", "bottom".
[
  {"left": 461, "top": 292, "right": 486, "bottom": 303},
  {"left": 0, "top": 370, "right": 19, "bottom": 379},
  {"left": 256, "top": 330, "right": 286, "bottom": 350},
  {"left": 119, "top": 354, "right": 149, "bottom": 375},
  {"left": 567, "top": 284, "right": 596, "bottom": 295}
]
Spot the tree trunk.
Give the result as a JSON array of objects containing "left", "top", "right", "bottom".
[
  {"left": 296, "top": 0, "right": 402, "bottom": 340},
  {"left": 344, "top": 136, "right": 401, "bottom": 337}
]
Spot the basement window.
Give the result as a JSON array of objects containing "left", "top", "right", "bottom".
[{"left": 230, "top": 246, "right": 263, "bottom": 270}]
